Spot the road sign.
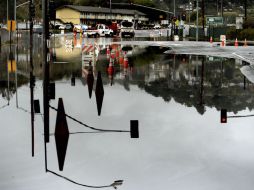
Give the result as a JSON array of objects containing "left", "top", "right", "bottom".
[
  {"left": 236, "top": 17, "right": 243, "bottom": 29},
  {"left": 206, "top": 17, "right": 223, "bottom": 25}
]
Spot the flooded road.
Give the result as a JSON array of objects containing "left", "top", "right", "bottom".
[{"left": 1, "top": 34, "right": 254, "bottom": 190}]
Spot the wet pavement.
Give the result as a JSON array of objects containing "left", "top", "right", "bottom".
[{"left": 1, "top": 33, "right": 254, "bottom": 190}]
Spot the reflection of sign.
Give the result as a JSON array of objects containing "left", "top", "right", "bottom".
[
  {"left": 206, "top": 17, "right": 223, "bottom": 25},
  {"left": 236, "top": 17, "right": 243, "bottom": 29},
  {"left": 65, "top": 40, "right": 73, "bottom": 52},
  {"left": 81, "top": 44, "right": 100, "bottom": 67},
  {"left": 55, "top": 98, "right": 69, "bottom": 171},
  {"left": 82, "top": 44, "right": 95, "bottom": 66},
  {"left": 8, "top": 60, "right": 16, "bottom": 72},
  {"left": 82, "top": 44, "right": 95, "bottom": 53},
  {"left": 7, "top": 20, "right": 16, "bottom": 31}
]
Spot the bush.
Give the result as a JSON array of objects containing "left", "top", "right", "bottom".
[
  {"left": 226, "top": 27, "right": 254, "bottom": 40},
  {"left": 243, "top": 17, "right": 254, "bottom": 28}
]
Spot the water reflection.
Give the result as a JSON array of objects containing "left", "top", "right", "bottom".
[
  {"left": 2, "top": 34, "right": 254, "bottom": 190},
  {"left": 1, "top": 35, "right": 254, "bottom": 116}
]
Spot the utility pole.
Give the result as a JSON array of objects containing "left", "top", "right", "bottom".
[
  {"left": 174, "top": 0, "right": 176, "bottom": 16},
  {"left": 201, "top": 0, "right": 205, "bottom": 31},
  {"left": 220, "top": 0, "right": 223, "bottom": 17},
  {"left": 244, "top": 0, "right": 247, "bottom": 21},
  {"left": 196, "top": 0, "right": 199, "bottom": 41},
  {"left": 188, "top": 0, "right": 191, "bottom": 25},
  {"left": 110, "top": 0, "right": 112, "bottom": 21}
]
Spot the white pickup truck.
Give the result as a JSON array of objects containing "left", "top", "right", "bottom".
[
  {"left": 84, "top": 24, "right": 114, "bottom": 38},
  {"left": 120, "top": 20, "right": 135, "bottom": 38}
]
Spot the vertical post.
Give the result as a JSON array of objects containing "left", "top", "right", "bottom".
[
  {"left": 200, "top": 57, "right": 204, "bottom": 105},
  {"left": 217, "top": 0, "right": 219, "bottom": 16},
  {"left": 244, "top": 0, "right": 247, "bottom": 21},
  {"left": 201, "top": 0, "right": 205, "bottom": 31},
  {"left": 196, "top": 0, "right": 199, "bottom": 41},
  {"left": 173, "top": 0, "right": 176, "bottom": 16},
  {"left": 220, "top": 0, "right": 223, "bottom": 17},
  {"left": 42, "top": 0, "right": 49, "bottom": 172},
  {"left": 110, "top": 0, "right": 112, "bottom": 21},
  {"left": 14, "top": 0, "right": 16, "bottom": 20},
  {"left": 188, "top": 0, "right": 191, "bottom": 26}
]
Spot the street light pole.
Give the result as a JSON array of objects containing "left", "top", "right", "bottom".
[
  {"left": 220, "top": 0, "right": 223, "bottom": 17},
  {"left": 244, "top": 0, "right": 247, "bottom": 21},
  {"left": 196, "top": 0, "right": 199, "bottom": 41},
  {"left": 110, "top": 0, "right": 112, "bottom": 21},
  {"left": 174, "top": 0, "right": 176, "bottom": 16}
]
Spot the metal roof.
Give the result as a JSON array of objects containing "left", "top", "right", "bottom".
[{"left": 59, "top": 5, "right": 146, "bottom": 16}]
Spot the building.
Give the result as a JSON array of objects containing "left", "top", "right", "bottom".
[{"left": 56, "top": 5, "right": 148, "bottom": 25}]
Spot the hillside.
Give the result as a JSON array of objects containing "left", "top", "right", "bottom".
[{"left": 0, "top": 0, "right": 253, "bottom": 22}]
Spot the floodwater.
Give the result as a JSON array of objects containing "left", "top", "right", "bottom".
[{"left": 1, "top": 33, "right": 254, "bottom": 190}]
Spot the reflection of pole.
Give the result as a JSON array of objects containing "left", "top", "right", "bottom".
[
  {"left": 15, "top": 24, "right": 18, "bottom": 108},
  {"left": 173, "top": 54, "right": 176, "bottom": 81},
  {"left": 30, "top": 0, "right": 35, "bottom": 157},
  {"left": 220, "top": 58, "right": 223, "bottom": 87},
  {"left": 200, "top": 57, "right": 204, "bottom": 105},
  {"left": 244, "top": 76, "right": 246, "bottom": 90},
  {"left": 42, "top": 0, "right": 49, "bottom": 172}
]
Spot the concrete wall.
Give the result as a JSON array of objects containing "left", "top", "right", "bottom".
[{"left": 56, "top": 8, "right": 81, "bottom": 25}]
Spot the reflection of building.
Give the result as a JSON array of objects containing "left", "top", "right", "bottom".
[{"left": 56, "top": 5, "right": 148, "bottom": 25}]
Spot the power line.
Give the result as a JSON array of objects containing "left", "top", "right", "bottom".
[{"left": 49, "top": 105, "right": 130, "bottom": 133}]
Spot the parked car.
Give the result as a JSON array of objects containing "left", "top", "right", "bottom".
[
  {"left": 59, "top": 24, "right": 66, "bottom": 30},
  {"left": 33, "top": 24, "right": 43, "bottom": 34},
  {"left": 73, "top": 24, "right": 88, "bottom": 32},
  {"left": 59, "top": 23, "right": 73, "bottom": 30}
]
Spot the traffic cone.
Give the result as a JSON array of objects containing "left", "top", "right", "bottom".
[
  {"left": 124, "top": 54, "right": 128, "bottom": 68},
  {"left": 234, "top": 38, "right": 238, "bottom": 47},
  {"left": 210, "top": 36, "right": 213, "bottom": 44},
  {"left": 244, "top": 38, "right": 248, "bottom": 47}
]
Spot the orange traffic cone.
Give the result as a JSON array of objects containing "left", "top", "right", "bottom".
[
  {"left": 124, "top": 55, "right": 128, "bottom": 68},
  {"left": 210, "top": 36, "right": 213, "bottom": 44},
  {"left": 234, "top": 38, "right": 238, "bottom": 47},
  {"left": 244, "top": 38, "right": 248, "bottom": 47}
]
